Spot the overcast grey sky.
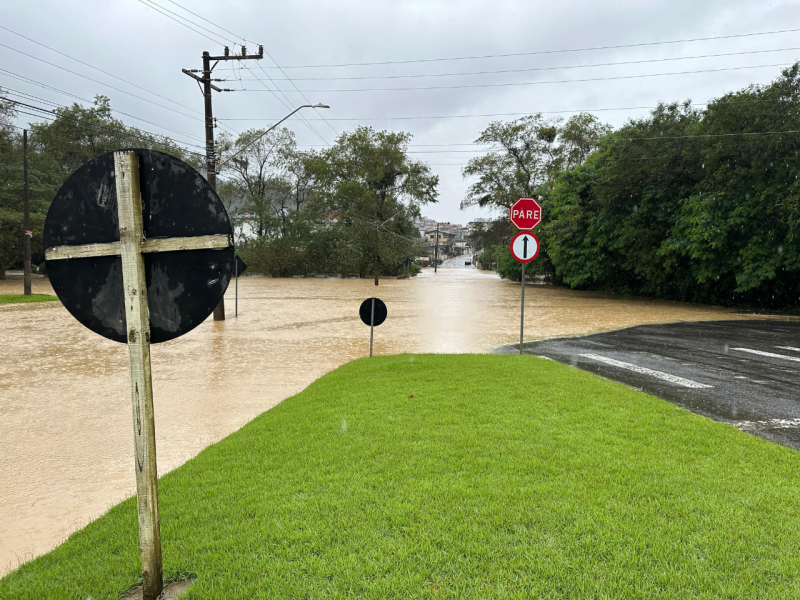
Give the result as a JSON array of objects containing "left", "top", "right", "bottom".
[{"left": 3, "top": 0, "right": 800, "bottom": 223}]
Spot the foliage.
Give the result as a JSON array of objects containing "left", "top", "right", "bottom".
[
  {"left": 5, "top": 354, "right": 800, "bottom": 598},
  {"left": 466, "top": 65, "right": 800, "bottom": 308},
  {"left": 0, "top": 293, "right": 58, "bottom": 305},
  {"left": 468, "top": 218, "right": 510, "bottom": 270},
  {"left": 231, "top": 126, "right": 438, "bottom": 278},
  {"left": 462, "top": 113, "right": 610, "bottom": 280},
  {"left": 542, "top": 64, "right": 800, "bottom": 308},
  {"left": 0, "top": 92, "right": 201, "bottom": 275},
  {"left": 0, "top": 208, "right": 45, "bottom": 279}
]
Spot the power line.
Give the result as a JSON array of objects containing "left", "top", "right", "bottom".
[
  {"left": 0, "top": 41, "right": 204, "bottom": 122},
  {"left": 626, "top": 129, "right": 800, "bottom": 140},
  {"left": 136, "top": 0, "right": 330, "bottom": 144},
  {"left": 236, "top": 61, "right": 796, "bottom": 92},
  {"left": 136, "top": 0, "right": 227, "bottom": 46},
  {"left": 0, "top": 78, "right": 206, "bottom": 143},
  {"left": 254, "top": 58, "right": 338, "bottom": 140},
  {"left": 4, "top": 98, "right": 206, "bottom": 158},
  {"left": 235, "top": 27, "right": 800, "bottom": 69},
  {"left": 148, "top": 0, "right": 338, "bottom": 142},
  {"left": 161, "top": 0, "right": 248, "bottom": 48},
  {"left": 0, "top": 24, "right": 205, "bottom": 118},
  {"left": 238, "top": 61, "right": 332, "bottom": 145},
  {"left": 5, "top": 96, "right": 207, "bottom": 152},
  {"left": 223, "top": 46, "right": 800, "bottom": 82},
  {"left": 218, "top": 97, "right": 790, "bottom": 123},
  {"left": 3, "top": 87, "right": 205, "bottom": 143}
]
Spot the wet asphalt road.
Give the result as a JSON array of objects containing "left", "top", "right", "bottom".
[{"left": 496, "top": 320, "right": 800, "bottom": 449}]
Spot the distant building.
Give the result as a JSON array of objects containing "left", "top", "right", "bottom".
[{"left": 413, "top": 216, "right": 477, "bottom": 262}]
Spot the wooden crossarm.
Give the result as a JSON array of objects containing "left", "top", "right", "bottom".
[
  {"left": 45, "top": 241, "right": 121, "bottom": 260},
  {"left": 45, "top": 233, "right": 231, "bottom": 261}
]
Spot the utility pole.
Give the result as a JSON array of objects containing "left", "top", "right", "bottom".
[
  {"left": 434, "top": 222, "right": 439, "bottom": 273},
  {"left": 183, "top": 45, "right": 263, "bottom": 320},
  {"left": 23, "top": 129, "right": 31, "bottom": 296}
]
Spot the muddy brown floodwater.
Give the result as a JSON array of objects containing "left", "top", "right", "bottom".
[{"left": 0, "top": 268, "right": 764, "bottom": 574}]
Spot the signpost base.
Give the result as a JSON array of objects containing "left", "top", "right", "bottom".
[{"left": 213, "top": 297, "right": 226, "bottom": 321}]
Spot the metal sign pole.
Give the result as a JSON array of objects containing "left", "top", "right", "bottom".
[
  {"left": 519, "top": 263, "right": 526, "bottom": 355},
  {"left": 369, "top": 298, "right": 375, "bottom": 357},
  {"left": 114, "top": 152, "right": 163, "bottom": 600}
]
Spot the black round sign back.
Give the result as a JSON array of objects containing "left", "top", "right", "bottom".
[
  {"left": 44, "top": 149, "right": 234, "bottom": 344},
  {"left": 359, "top": 297, "right": 387, "bottom": 327}
]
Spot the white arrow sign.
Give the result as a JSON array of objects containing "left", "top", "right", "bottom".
[{"left": 510, "top": 232, "right": 539, "bottom": 263}]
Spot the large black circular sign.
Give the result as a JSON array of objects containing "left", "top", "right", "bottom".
[
  {"left": 44, "top": 149, "right": 234, "bottom": 344},
  {"left": 359, "top": 297, "right": 387, "bottom": 327}
]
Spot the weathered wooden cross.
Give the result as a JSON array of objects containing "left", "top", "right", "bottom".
[{"left": 44, "top": 151, "right": 232, "bottom": 600}]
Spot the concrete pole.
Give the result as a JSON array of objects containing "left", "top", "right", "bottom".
[
  {"left": 203, "top": 51, "right": 225, "bottom": 321},
  {"left": 23, "top": 129, "right": 31, "bottom": 296},
  {"left": 374, "top": 226, "right": 379, "bottom": 286},
  {"left": 434, "top": 223, "right": 439, "bottom": 273}
]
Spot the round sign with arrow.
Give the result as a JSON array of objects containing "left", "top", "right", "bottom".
[{"left": 510, "top": 231, "right": 539, "bottom": 263}]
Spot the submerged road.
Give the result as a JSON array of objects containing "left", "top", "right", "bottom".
[{"left": 497, "top": 320, "right": 800, "bottom": 449}]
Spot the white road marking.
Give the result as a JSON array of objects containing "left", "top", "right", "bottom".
[
  {"left": 579, "top": 354, "right": 713, "bottom": 389},
  {"left": 732, "top": 348, "right": 800, "bottom": 363},
  {"left": 776, "top": 346, "right": 800, "bottom": 353},
  {"left": 733, "top": 418, "right": 800, "bottom": 431}
]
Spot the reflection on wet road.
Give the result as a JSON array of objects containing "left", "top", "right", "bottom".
[
  {"left": 503, "top": 321, "right": 800, "bottom": 448},
  {"left": 0, "top": 270, "right": 765, "bottom": 573}
]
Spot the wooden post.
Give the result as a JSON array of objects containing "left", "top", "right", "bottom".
[{"left": 114, "top": 151, "right": 163, "bottom": 600}]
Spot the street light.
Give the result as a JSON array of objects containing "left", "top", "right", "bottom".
[{"left": 217, "top": 103, "right": 330, "bottom": 169}]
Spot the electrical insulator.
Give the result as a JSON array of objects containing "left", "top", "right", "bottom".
[{"left": 241, "top": 45, "right": 247, "bottom": 56}]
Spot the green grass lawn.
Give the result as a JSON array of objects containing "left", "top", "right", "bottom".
[
  {"left": 3, "top": 354, "right": 800, "bottom": 599},
  {"left": 0, "top": 294, "right": 59, "bottom": 305}
]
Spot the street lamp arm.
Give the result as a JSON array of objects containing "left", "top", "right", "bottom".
[{"left": 217, "top": 103, "right": 329, "bottom": 169}]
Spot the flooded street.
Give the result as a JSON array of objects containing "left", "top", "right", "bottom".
[{"left": 0, "top": 268, "right": 760, "bottom": 574}]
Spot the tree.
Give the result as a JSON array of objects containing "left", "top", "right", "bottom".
[
  {"left": 542, "top": 63, "right": 800, "bottom": 308},
  {"left": 308, "top": 127, "right": 438, "bottom": 280},
  {"left": 462, "top": 113, "right": 609, "bottom": 281},
  {"left": 0, "top": 93, "right": 203, "bottom": 278},
  {"left": 218, "top": 127, "right": 299, "bottom": 238}
]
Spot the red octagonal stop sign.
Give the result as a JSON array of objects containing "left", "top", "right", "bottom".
[{"left": 510, "top": 197, "right": 542, "bottom": 230}]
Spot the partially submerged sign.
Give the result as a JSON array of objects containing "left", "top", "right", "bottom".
[
  {"left": 44, "top": 149, "right": 234, "bottom": 343},
  {"left": 359, "top": 297, "right": 387, "bottom": 327},
  {"left": 360, "top": 297, "right": 387, "bottom": 357},
  {"left": 43, "top": 149, "right": 233, "bottom": 600}
]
